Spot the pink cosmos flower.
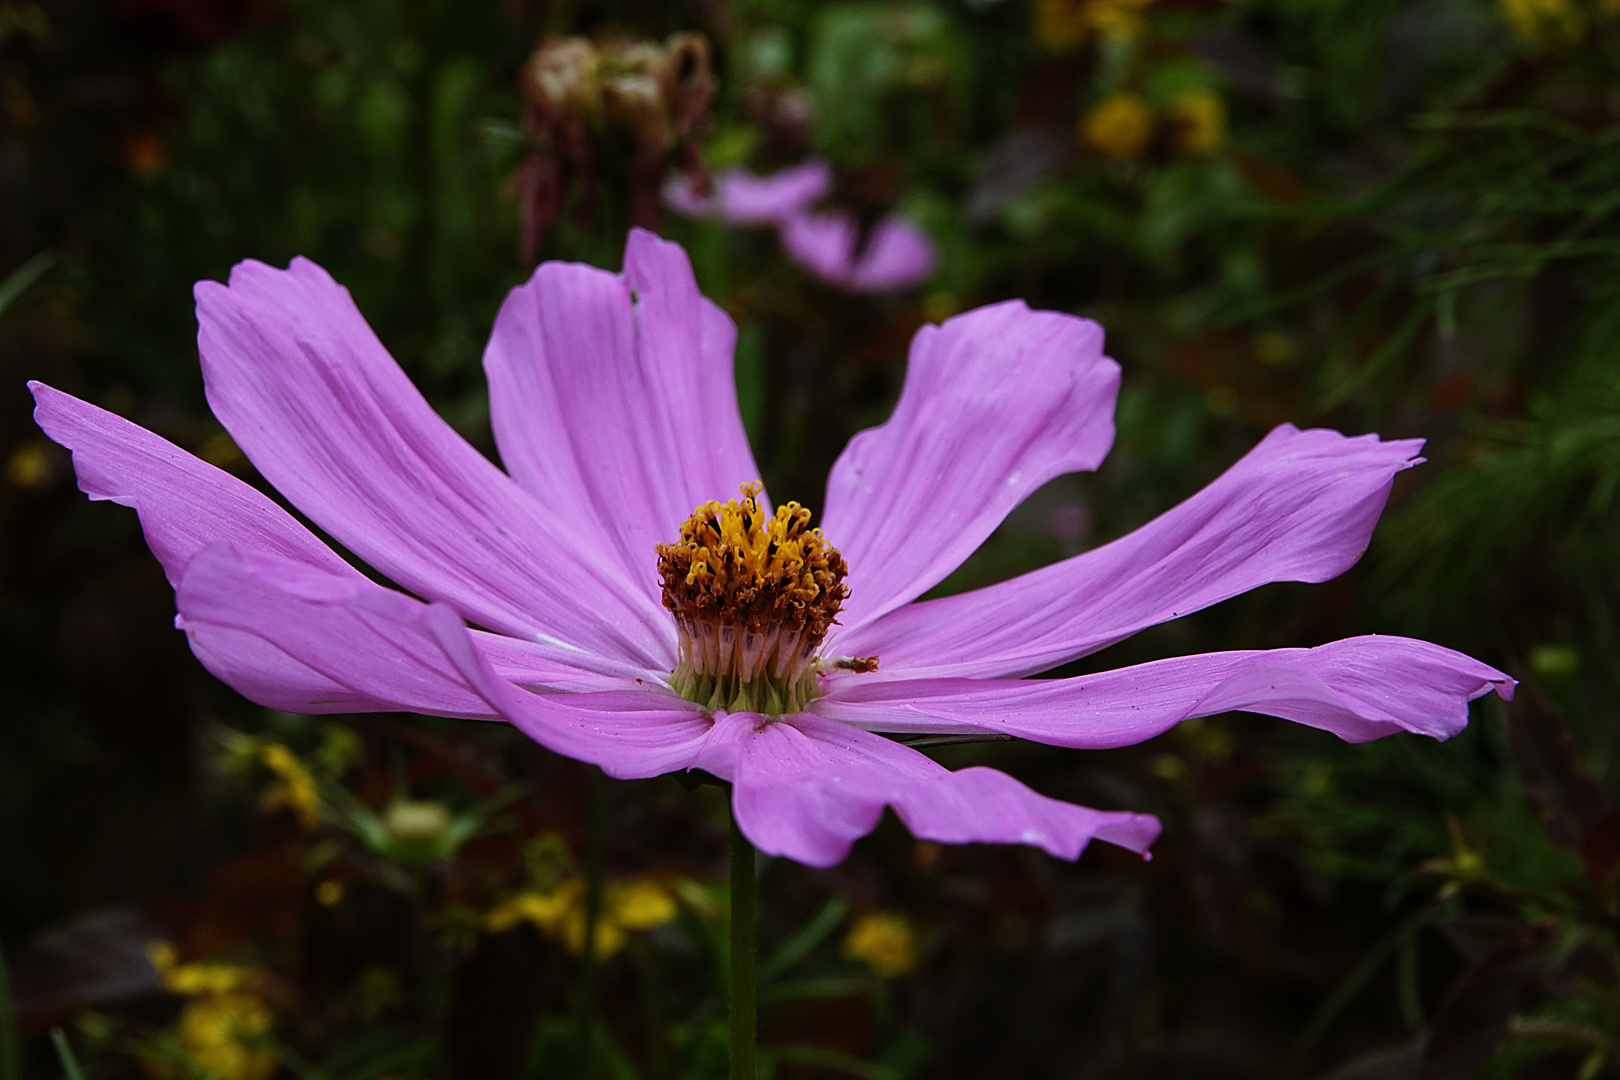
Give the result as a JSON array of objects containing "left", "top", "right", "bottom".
[
  {"left": 30, "top": 229, "right": 1513, "bottom": 868},
  {"left": 664, "top": 160, "right": 936, "bottom": 292},
  {"left": 664, "top": 159, "right": 834, "bottom": 226}
]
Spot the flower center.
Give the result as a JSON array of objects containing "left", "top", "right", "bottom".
[{"left": 657, "top": 483, "right": 864, "bottom": 714}]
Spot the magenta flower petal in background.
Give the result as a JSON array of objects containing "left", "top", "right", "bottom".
[
  {"left": 664, "top": 158, "right": 937, "bottom": 292},
  {"left": 663, "top": 159, "right": 831, "bottom": 225},
  {"left": 31, "top": 228, "right": 1512, "bottom": 869},
  {"left": 778, "top": 211, "right": 937, "bottom": 292}
]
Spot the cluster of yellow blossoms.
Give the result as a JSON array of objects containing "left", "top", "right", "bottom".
[
  {"left": 1500, "top": 0, "right": 1620, "bottom": 47},
  {"left": 842, "top": 912, "right": 919, "bottom": 978},
  {"left": 486, "top": 876, "right": 684, "bottom": 957},
  {"left": 1081, "top": 90, "right": 1226, "bottom": 161},
  {"left": 146, "top": 943, "right": 278, "bottom": 1080},
  {"left": 1035, "top": 0, "right": 1154, "bottom": 50}
]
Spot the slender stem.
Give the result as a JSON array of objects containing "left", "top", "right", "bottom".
[
  {"left": 729, "top": 811, "right": 757, "bottom": 1080},
  {"left": 638, "top": 942, "right": 667, "bottom": 1080},
  {"left": 578, "top": 767, "right": 608, "bottom": 1077},
  {"left": 0, "top": 947, "right": 18, "bottom": 1080}
]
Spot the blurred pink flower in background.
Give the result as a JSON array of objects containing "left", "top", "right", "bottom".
[
  {"left": 664, "top": 159, "right": 936, "bottom": 292},
  {"left": 31, "top": 230, "right": 1512, "bottom": 868},
  {"left": 663, "top": 159, "right": 832, "bottom": 226}
]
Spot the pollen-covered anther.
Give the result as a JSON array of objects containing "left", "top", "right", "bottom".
[{"left": 657, "top": 482, "right": 851, "bottom": 714}]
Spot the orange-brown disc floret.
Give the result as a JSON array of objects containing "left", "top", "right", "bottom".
[{"left": 656, "top": 483, "right": 850, "bottom": 713}]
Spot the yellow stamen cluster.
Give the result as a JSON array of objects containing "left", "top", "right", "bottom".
[{"left": 657, "top": 483, "right": 849, "bottom": 713}]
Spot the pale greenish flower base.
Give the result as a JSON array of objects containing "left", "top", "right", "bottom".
[{"left": 670, "top": 661, "right": 819, "bottom": 715}]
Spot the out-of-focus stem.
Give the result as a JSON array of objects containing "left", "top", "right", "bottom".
[
  {"left": 578, "top": 767, "right": 608, "bottom": 1077},
  {"left": 729, "top": 811, "right": 757, "bottom": 1080}
]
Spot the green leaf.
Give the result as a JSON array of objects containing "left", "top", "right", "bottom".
[
  {"left": 760, "top": 897, "right": 848, "bottom": 984},
  {"left": 50, "top": 1029, "right": 85, "bottom": 1080},
  {"left": 0, "top": 252, "right": 53, "bottom": 320}
]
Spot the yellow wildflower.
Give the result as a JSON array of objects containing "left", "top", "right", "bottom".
[
  {"left": 1035, "top": 0, "right": 1092, "bottom": 51},
  {"left": 6, "top": 442, "right": 50, "bottom": 488},
  {"left": 1087, "top": 0, "right": 1153, "bottom": 40},
  {"left": 178, "top": 993, "right": 276, "bottom": 1080},
  {"left": 1166, "top": 90, "right": 1225, "bottom": 154},
  {"left": 486, "top": 883, "right": 579, "bottom": 935},
  {"left": 485, "top": 876, "right": 681, "bottom": 958},
  {"left": 258, "top": 744, "right": 320, "bottom": 829},
  {"left": 147, "top": 943, "right": 278, "bottom": 1080},
  {"left": 1499, "top": 0, "right": 1585, "bottom": 46},
  {"left": 1080, "top": 93, "right": 1154, "bottom": 160},
  {"left": 383, "top": 800, "right": 451, "bottom": 842},
  {"left": 612, "top": 879, "right": 680, "bottom": 930},
  {"left": 149, "top": 942, "right": 264, "bottom": 996},
  {"left": 1035, "top": 0, "right": 1152, "bottom": 51},
  {"left": 843, "top": 912, "right": 918, "bottom": 978}
]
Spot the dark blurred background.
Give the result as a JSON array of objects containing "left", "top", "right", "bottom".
[{"left": 4, "top": 0, "right": 1620, "bottom": 1077}]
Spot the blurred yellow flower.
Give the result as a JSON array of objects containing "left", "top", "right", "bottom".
[
  {"left": 259, "top": 744, "right": 320, "bottom": 829},
  {"left": 1036, "top": 0, "right": 1091, "bottom": 50},
  {"left": 1035, "top": 0, "right": 1152, "bottom": 51},
  {"left": 1166, "top": 90, "right": 1225, "bottom": 154},
  {"left": 1080, "top": 93, "right": 1154, "bottom": 160},
  {"left": 1500, "top": 0, "right": 1586, "bottom": 46},
  {"left": 486, "top": 883, "right": 577, "bottom": 935},
  {"left": 6, "top": 441, "right": 50, "bottom": 488},
  {"left": 147, "top": 943, "right": 278, "bottom": 1080},
  {"left": 149, "top": 942, "right": 265, "bottom": 996},
  {"left": 613, "top": 879, "right": 680, "bottom": 930},
  {"left": 178, "top": 993, "right": 277, "bottom": 1080},
  {"left": 843, "top": 912, "right": 918, "bottom": 977},
  {"left": 383, "top": 799, "right": 451, "bottom": 842},
  {"left": 1087, "top": 0, "right": 1154, "bottom": 39},
  {"left": 485, "top": 876, "right": 680, "bottom": 958}
]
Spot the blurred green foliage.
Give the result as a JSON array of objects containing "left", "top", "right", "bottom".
[{"left": 5, "top": 0, "right": 1620, "bottom": 1076}]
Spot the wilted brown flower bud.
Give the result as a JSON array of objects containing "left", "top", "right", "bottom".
[
  {"left": 742, "top": 83, "right": 816, "bottom": 159},
  {"left": 515, "top": 33, "right": 716, "bottom": 262}
]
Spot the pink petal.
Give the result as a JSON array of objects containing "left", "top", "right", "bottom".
[
  {"left": 426, "top": 610, "right": 718, "bottom": 781},
  {"left": 179, "top": 545, "right": 639, "bottom": 713},
  {"left": 663, "top": 161, "right": 833, "bottom": 225},
  {"left": 838, "top": 425, "right": 1424, "bottom": 678},
  {"left": 29, "top": 382, "right": 356, "bottom": 587},
  {"left": 178, "top": 545, "right": 503, "bottom": 718},
  {"left": 820, "top": 302, "right": 1119, "bottom": 632},
  {"left": 194, "top": 257, "right": 670, "bottom": 668},
  {"left": 32, "top": 382, "right": 626, "bottom": 705},
  {"left": 817, "top": 636, "right": 1514, "bottom": 746},
  {"left": 690, "top": 712, "right": 1159, "bottom": 868},
  {"left": 179, "top": 544, "right": 712, "bottom": 778},
  {"left": 778, "top": 212, "right": 936, "bottom": 292},
  {"left": 182, "top": 621, "right": 399, "bottom": 715},
  {"left": 484, "top": 229, "right": 763, "bottom": 604}
]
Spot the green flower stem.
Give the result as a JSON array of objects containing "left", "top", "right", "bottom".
[
  {"left": 578, "top": 767, "right": 608, "bottom": 1077},
  {"left": 729, "top": 810, "right": 757, "bottom": 1080}
]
